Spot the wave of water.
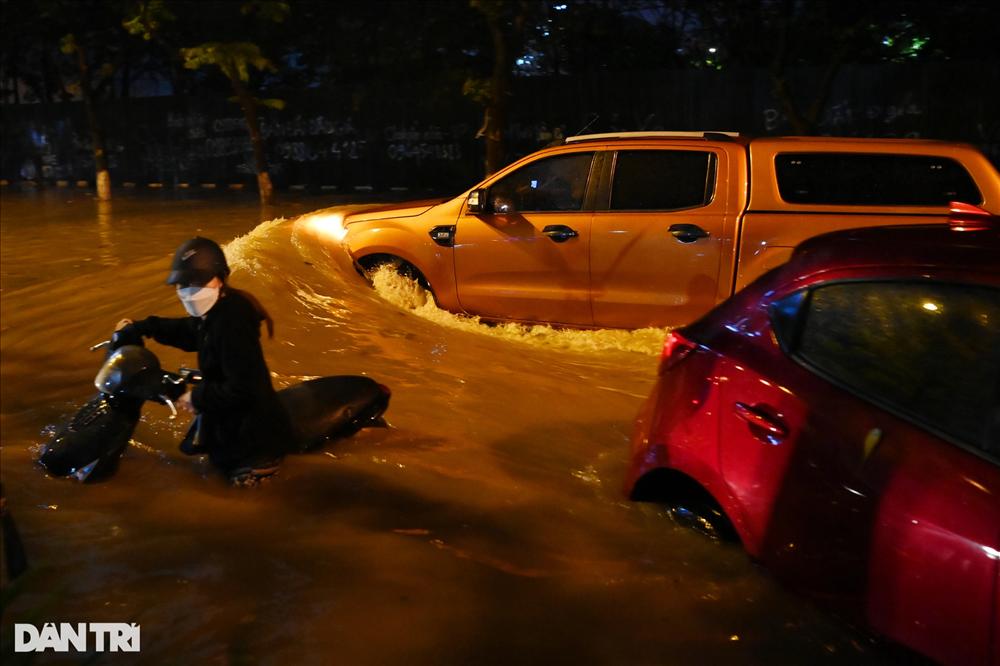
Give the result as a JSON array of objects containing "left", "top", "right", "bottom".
[
  {"left": 369, "top": 266, "right": 669, "bottom": 355},
  {"left": 265, "top": 208, "right": 671, "bottom": 356}
]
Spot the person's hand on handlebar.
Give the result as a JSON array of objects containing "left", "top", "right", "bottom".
[
  {"left": 177, "top": 388, "right": 197, "bottom": 414},
  {"left": 110, "top": 318, "right": 143, "bottom": 349}
]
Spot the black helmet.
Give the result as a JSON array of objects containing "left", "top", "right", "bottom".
[{"left": 166, "top": 237, "right": 230, "bottom": 286}]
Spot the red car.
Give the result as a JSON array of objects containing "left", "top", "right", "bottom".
[{"left": 625, "top": 205, "right": 1000, "bottom": 666}]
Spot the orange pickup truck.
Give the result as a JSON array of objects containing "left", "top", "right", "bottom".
[{"left": 303, "top": 132, "right": 1000, "bottom": 329}]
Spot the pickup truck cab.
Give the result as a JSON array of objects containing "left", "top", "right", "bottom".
[{"left": 307, "top": 132, "right": 1000, "bottom": 329}]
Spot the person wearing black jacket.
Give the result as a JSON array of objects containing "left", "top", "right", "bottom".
[{"left": 115, "top": 237, "right": 291, "bottom": 485}]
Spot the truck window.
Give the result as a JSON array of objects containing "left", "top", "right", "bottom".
[
  {"left": 786, "top": 280, "right": 1000, "bottom": 455},
  {"left": 489, "top": 153, "right": 594, "bottom": 213},
  {"left": 775, "top": 153, "right": 982, "bottom": 206},
  {"left": 610, "top": 150, "right": 716, "bottom": 211}
]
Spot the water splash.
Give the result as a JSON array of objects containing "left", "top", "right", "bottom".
[
  {"left": 289, "top": 277, "right": 355, "bottom": 327},
  {"left": 215, "top": 213, "right": 667, "bottom": 355},
  {"left": 370, "top": 266, "right": 668, "bottom": 355},
  {"left": 222, "top": 216, "right": 288, "bottom": 275}
]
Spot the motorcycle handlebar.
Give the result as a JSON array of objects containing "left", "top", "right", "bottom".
[{"left": 90, "top": 341, "right": 202, "bottom": 418}]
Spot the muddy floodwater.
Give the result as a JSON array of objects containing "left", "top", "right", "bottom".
[{"left": 2, "top": 190, "right": 905, "bottom": 664}]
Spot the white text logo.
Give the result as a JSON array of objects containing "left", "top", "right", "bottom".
[{"left": 14, "top": 623, "right": 140, "bottom": 653}]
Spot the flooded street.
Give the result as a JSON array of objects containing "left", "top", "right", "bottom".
[{"left": 2, "top": 190, "right": 897, "bottom": 664}]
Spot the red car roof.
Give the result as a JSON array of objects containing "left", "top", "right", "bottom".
[
  {"left": 684, "top": 224, "right": 999, "bottom": 343},
  {"left": 790, "top": 224, "right": 1000, "bottom": 278}
]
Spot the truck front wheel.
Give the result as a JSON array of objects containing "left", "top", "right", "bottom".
[{"left": 357, "top": 254, "right": 432, "bottom": 293}]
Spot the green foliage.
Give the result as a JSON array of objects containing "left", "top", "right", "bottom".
[
  {"left": 462, "top": 77, "right": 491, "bottom": 104},
  {"left": 256, "top": 97, "right": 285, "bottom": 110},
  {"left": 122, "top": 0, "right": 175, "bottom": 41},
  {"left": 875, "top": 18, "right": 932, "bottom": 62},
  {"left": 59, "top": 33, "right": 77, "bottom": 55},
  {"left": 240, "top": 0, "right": 290, "bottom": 23},
  {"left": 180, "top": 42, "right": 276, "bottom": 82},
  {"left": 469, "top": 0, "right": 504, "bottom": 22}
]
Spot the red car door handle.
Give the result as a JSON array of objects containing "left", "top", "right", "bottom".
[{"left": 734, "top": 402, "right": 788, "bottom": 441}]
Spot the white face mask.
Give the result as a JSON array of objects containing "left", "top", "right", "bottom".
[{"left": 177, "top": 285, "right": 220, "bottom": 317}]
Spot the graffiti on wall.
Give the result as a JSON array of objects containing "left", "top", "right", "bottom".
[
  {"left": 762, "top": 99, "right": 926, "bottom": 137},
  {"left": 384, "top": 124, "right": 466, "bottom": 162},
  {"left": 3, "top": 107, "right": 480, "bottom": 187}
]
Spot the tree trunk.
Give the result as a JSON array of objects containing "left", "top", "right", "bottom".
[
  {"left": 231, "top": 76, "right": 273, "bottom": 205},
  {"left": 769, "top": 41, "right": 846, "bottom": 135},
  {"left": 75, "top": 46, "right": 111, "bottom": 200},
  {"left": 42, "top": 49, "right": 57, "bottom": 103},
  {"left": 769, "top": 73, "right": 811, "bottom": 134},
  {"left": 483, "top": 15, "right": 511, "bottom": 176},
  {"left": 10, "top": 40, "right": 21, "bottom": 104},
  {"left": 768, "top": 1, "right": 851, "bottom": 136}
]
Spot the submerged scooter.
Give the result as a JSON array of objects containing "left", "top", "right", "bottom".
[{"left": 39, "top": 340, "right": 391, "bottom": 482}]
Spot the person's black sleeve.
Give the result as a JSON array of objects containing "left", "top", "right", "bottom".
[
  {"left": 190, "top": 315, "right": 263, "bottom": 412},
  {"left": 131, "top": 316, "right": 200, "bottom": 352}
]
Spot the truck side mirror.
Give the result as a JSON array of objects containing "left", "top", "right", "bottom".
[{"left": 467, "top": 188, "right": 490, "bottom": 214}]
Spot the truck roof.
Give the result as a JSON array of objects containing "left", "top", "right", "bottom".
[
  {"left": 564, "top": 132, "right": 989, "bottom": 150},
  {"left": 565, "top": 131, "right": 743, "bottom": 143}
]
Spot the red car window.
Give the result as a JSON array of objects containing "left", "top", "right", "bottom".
[{"left": 773, "top": 280, "right": 1000, "bottom": 457}]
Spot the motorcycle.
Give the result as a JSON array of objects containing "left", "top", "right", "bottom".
[{"left": 39, "top": 340, "right": 391, "bottom": 482}]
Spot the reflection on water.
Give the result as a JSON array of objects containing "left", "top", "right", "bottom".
[
  {"left": 96, "top": 200, "right": 117, "bottom": 268},
  {"left": 1, "top": 190, "right": 896, "bottom": 663}
]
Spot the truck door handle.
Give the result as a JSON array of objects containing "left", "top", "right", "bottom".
[
  {"left": 542, "top": 225, "right": 578, "bottom": 242},
  {"left": 669, "top": 224, "right": 710, "bottom": 243},
  {"left": 734, "top": 402, "right": 787, "bottom": 444}
]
